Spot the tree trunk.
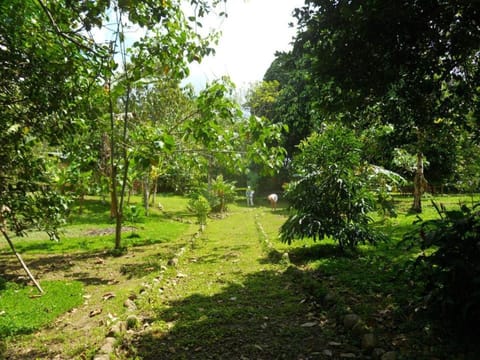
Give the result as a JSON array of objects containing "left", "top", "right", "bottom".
[
  {"left": 114, "top": 209, "right": 122, "bottom": 250},
  {"left": 151, "top": 179, "right": 158, "bottom": 208},
  {"left": 110, "top": 169, "right": 118, "bottom": 219},
  {"left": 143, "top": 175, "right": 150, "bottom": 217},
  {"left": 412, "top": 152, "right": 426, "bottom": 213},
  {"left": 1, "top": 228, "right": 44, "bottom": 294}
]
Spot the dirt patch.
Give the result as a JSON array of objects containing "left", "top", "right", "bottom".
[{"left": 84, "top": 227, "right": 137, "bottom": 236}]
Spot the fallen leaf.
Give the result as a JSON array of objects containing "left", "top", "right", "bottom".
[
  {"left": 89, "top": 308, "right": 102, "bottom": 317},
  {"left": 102, "top": 292, "right": 115, "bottom": 301}
]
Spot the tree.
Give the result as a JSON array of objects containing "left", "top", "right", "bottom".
[
  {"left": 0, "top": 0, "right": 106, "bottom": 290},
  {"left": 261, "top": 51, "right": 322, "bottom": 157},
  {"left": 96, "top": 0, "right": 226, "bottom": 250},
  {"left": 292, "top": 0, "right": 480, "bottom": 212},
  {"left": 280, "top": 124, "right": 382, "bottom": 250}
]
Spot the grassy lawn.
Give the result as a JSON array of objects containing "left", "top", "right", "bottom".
[{"left": 0, "top": 193, "right": 478, "bottom": 359}]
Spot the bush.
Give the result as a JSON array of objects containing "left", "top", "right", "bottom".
[
  {"left": 403, "top": 202, "right": 480, "bottom": 342},
  {"left": 280, "top": 126, "right": 383, "bottom": 250},
  {"left": 197, "top": 175, "right": 236, "bottom": 213},
  {"left": 187, "top": 195, "right": 211, "bottom": 226}
]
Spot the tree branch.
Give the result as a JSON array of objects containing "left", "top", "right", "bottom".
[{"left": 36, "top": 0, "right": 105, "bottom": 57}]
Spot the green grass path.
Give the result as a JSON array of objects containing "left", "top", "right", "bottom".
[{"left": 130, "top": 206, "right": 331, "bottom": 359}]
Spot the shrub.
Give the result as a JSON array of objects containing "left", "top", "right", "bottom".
[
  {"left": 403, "top": 201, "right": 480, "bottom": 342},
  {"left": 280, "top": 126, "right": 384, "bottom": 250},
  {"left": 197, "top": 175, "right": 236, "bottom": 213},
  {"left": 187, "top": 195, "right": 211, "bottom": 226}
]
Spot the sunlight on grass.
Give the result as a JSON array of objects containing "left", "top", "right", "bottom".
[{"left": 0, "top": 280, "right": 83, "bottom": 336}]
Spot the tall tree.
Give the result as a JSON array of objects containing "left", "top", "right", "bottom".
[
  {"left": 292, "top": 0, "right": 480, "bottom": 212},
  {"left": 93, "top": 0, "right": 225, "bottom": 249},
  {"left": 0, "top": 0, "right": 106, "bottom": 289}
]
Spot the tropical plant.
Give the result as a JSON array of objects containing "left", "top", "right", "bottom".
[
  {"left": 187, "top": 195, "right": 211, "bottom": 228},
  {"left": 403, "top": 201, "right": 480, "bottom": 344},
  {"left": 203, "top": 175, "right": 236, "bottom": 213},
  {"left": 289, "top": 0, "right": 480, "bottom": 212},
  {"left": 280, "top": 125, "right": 383, "bottom": 250}
]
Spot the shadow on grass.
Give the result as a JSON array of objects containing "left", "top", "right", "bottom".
[
  {"left": 0, "top": 250, "right": 116, "bottom": 286},
  {"left": 67, "top": 199, "right": 112, "bottom": 225},
  {"left": 286, "top": 243, "right": 353, "bottom": 266},
  {"left": 128, "top": 269, "right": 336, "bottom": 360}
]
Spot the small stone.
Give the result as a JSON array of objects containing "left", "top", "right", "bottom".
[
  {"left": 351, "top": 321, "right": 368, "bottom": 336},
  {"left": 100, "top": 337, "right": 116, "bottom": 354},
  {"left": 124, "top": 299, "right": 137, "bottom": 310},
  {"left": 93, "top": 355, "right": 110, "bottom": 360},
  {"left": 322, "top": 349, "right": 333, "bottom": 356},
  {"left": 327, "top": 341, "right": 342, "bottom": 347},
  {"left": 381, "top": 351, "right": 397, "bottom": 360},
  {"left": 168, "top": 258, "right": 178, "bottom": 267},
  {"left": 281, "top": 252, "right": 290, "bottom": 263},
  {"left": 340, "top": 353, "right": 356, "bottom": 358},
  {"left": 343, "top": 314, "right": 361, "bottom": 329},
  {"left": 361, "top": 333, "right": 377, "bottom": 350},
  {"left": 108, "top": 321, "right": 126, "bottom": 336}
]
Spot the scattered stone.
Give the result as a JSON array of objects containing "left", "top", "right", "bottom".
[
  {"left": 102, "top": 292, "right": 115, "bottom": 301},
  {"left": 94, "top": 257, "right": 105, "bottom": 265},
  {"left": 93, "top": 355, "right": 110, "bottom": 360},
  {"left": 89, "top": 308, "right": 102, "bottom": 317},
  {"left": 100, "top": 337, "right": 116, "bottom": 354},
  {"left": 300, "top": 321, "right": 317, "bottom": 327},
  {"left": 322, "top": 349, "right": 333, "bottom": 356},
  {"left": 124, "top": 299, "right": 137, "bottom": 311},
  {"left": 381, "top": 351, "right": 397, "bottom": 360},
  {"left": 327, "top": 341, "right": 342, "bottom": 347},
  {"left": 340, "top": 353, "right": 356, "bottom": 358},
  {"left": 361, "top": 333, "right": 377, "bottom": 350},
  {"left": 168, "top": 257, "right": 178, "bottom": 267},
  {"left": 343, "top": 314, "right": 361, "bottom": 329},
  {"left": 108, "top": 321, "right": 126, "bottom": 336}
]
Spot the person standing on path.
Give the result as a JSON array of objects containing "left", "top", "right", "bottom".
[{"left": 246, "top": 186, "right": 254, "bottom": 206}]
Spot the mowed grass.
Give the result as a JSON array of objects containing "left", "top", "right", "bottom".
[
  {"left": 0, "top": 195, "right": 192, "bottom": 255},
  {"left": 128, "top": 205, "right": 334, "bottom": 359},
  {"left": 1, "top": 192, "right": 478, "bottom": 359},
  {"left": 0, "top": 194, "right": 194, "bottom": 349},
  {"left": 0, "top": 280, "right": 83, "bottom": 336}
]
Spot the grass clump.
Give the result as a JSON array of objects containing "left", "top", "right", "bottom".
[{"left": 0, "top": 280, "right": 83, "bottom": 336}]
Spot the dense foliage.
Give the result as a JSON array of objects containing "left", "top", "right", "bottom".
[
  {"left": 404, "top": 202, "right": 480, "bottom": 343},
  {"left": 0, "top": 0, "right": 96, "bottom": 238},
  {"left": 280, "top": 125, "right": 382, "bottom": 249},
  {"left": 256, "top": 0, "right": 480, "bottom": 213}
]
